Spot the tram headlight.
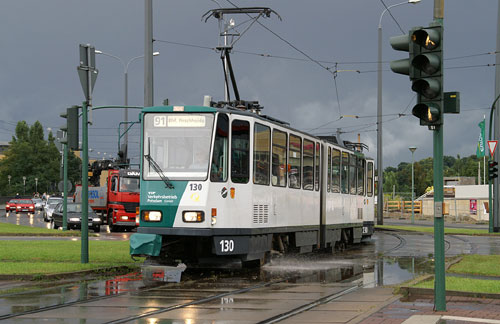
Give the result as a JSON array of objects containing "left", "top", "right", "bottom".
[
  {"left": 182, "top": 211, "right": 204, "bottom": 223},
  {"left": 143, "top": 211, "right": 162, "bottom": 222}
]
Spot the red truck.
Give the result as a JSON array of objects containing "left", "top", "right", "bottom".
[{"left": 75, "top": 169, "right": 140, "bottom": 232}]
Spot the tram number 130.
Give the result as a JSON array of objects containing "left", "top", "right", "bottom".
[{"left": 219, "top": 239, "right": 235, "bottom": 253}]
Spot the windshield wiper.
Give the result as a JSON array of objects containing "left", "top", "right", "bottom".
[
  {"left": 145, "top": 138, "right": 174, "bottom": 189},
  {"left": 145, "top": 154, "right": 175, "bottom": 189}
]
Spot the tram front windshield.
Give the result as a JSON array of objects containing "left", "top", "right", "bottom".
[{"left": 143, "top": 113, "right": 215, "bottom": 180}]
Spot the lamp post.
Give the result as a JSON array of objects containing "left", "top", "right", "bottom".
[
  {"left": 377, "top": 0, "right": 421, "bottom": 225},
  {"left": 35, "top": 177, "right": 38, "bottom": 194},
  {"left": 409, "top": 146, "right": 417, "bottom": 224},
  {"left": 95, "top": 50, "right": 159, "bottom": 163},
  {"left": 22, "top": 176, "right": 26, "bottom": 195}
]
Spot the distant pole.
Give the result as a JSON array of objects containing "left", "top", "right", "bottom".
[
  {"left": 409, "top": 146, "right": 417, "bottom": 224},
  {"left": 377, "top": 22, "right": 384, "bottom": 225},
  {"left": 35, "top": 177, "right": 38, "bottom": 193},
  {"left": 144, "top": 0, "right": 154, "bottom": 107},
  {"left": 22, "top": 176, "right": 26, "bottom": 195}
]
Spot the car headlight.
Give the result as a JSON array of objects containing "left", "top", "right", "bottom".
[
  {"left": 182, "top": 211, "right": 204, "bottom": 223},
  {"left": 29, "top": 206, "right": 34, "bottom": 209},
  {"left": 142, "top": 211, "right": 162, "bottom": 222},
  {"left": 17, "top": 206, "right": 21, "bottom": 209},
  {"left": 93, "top": 217, "right": 101, "bottom": 222},
  {"left": 121, "top": 216, "right": 128, "bottom": 220}
]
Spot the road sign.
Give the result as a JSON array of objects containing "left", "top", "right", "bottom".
[
  {"left": 58, "top": 180, "right": 73, "bottom": 192},
  {"left": 488, "top": 140, "right": 498, "bottom": 156}
]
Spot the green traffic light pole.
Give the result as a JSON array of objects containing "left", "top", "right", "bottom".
[
  {"left": 433, "top": 0, "right": 446, "bottom": 312},
  {"left": 488, "top": 93, "right": 500, "bottom": 233},
  {"left": 63, "top": 141, "right": 68, "bottom": 231},
  {"left": 81, "top": 101, "right": 89, "bottom": 264}
]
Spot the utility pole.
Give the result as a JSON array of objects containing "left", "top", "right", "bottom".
[
  {"left": 144, "top": 0, "right": 154, "bottom": 107},
  {"left": 494, "top": 0, "right": 500, "bottom": 232}
]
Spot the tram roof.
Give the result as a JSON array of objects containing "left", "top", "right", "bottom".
[{"left": 142, "top": 105, "right": 373, "bottom": 160}]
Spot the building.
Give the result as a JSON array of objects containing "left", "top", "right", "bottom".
[{"left": 0, "top": 141, "right": 10, "bottom": 159}]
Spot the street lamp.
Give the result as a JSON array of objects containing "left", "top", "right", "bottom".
[
  {"left": 95, "top": 50, "right": 160, "bottom": 163},
  {"left": 22, "top": 176, "right": 26, "bottom": 195},
  {"left": 377, "top": 0, "right": 420, "bottom": 225},
  {"left": 35, "top": 177, "right": 38, "bottom": 194},
  {"left": 409, "top": 146, "right": 417, "bottom": 224}
]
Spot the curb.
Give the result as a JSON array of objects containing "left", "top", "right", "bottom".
[
  {"left": 399, "top": 286, "right": 500, "bottom": 300},
  {"left": 0, "top": 265, "right": 139, "bottom": 281}
]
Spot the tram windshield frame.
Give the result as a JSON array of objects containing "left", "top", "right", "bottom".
[{"left": 143, "top": 113, "right": 215, "bottom": 181}]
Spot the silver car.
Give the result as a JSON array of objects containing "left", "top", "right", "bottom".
[
  {"left": 43, "top": 197, "right": 63, "bottom": 222},
  {"left": 32, "top": 198, "right": 43, "bottom": 210}
]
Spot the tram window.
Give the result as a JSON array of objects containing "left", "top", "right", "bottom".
[
  {"left": 272, "top": 129, "right": 287, "bottom": 187},
  {"left": 288, "top": 134, "right": 301, "bottom": 189},
  {"left": 315, "top": 142, "right": 320, "bottom": 191},
  {"left": 349, "top": 154, "right": 357, "bottom": 195},
  {"left": 211, "top": 113, "right": 229, "bottom": 182},
  {"left": 367, "top": 162, "right": 374, "bottom": 197},
  {"left": 332, "top": 148, "right": 340, "bottom": 193},
  {"left": 254, "top": 123, "right": 270, "bottom": 185},
  {"left": 231, "top": 120, "right": 250, "bottom": 183},
  {"left": 341, "top": 152, "right": 349, "bottom": 194},
  {"left": 303, "top": 139, "right": 314, "bottom": 190},
  {"left": 357, "top": 158, "right": 365, "bottom": 196},
  {"left": 327, "top": 147, "right": 331, "bottom": 192}
]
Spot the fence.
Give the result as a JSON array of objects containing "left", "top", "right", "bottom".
[{"left": 385, "top": 200, "right": 422, "bottom": 214}]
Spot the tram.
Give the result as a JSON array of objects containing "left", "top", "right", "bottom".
[{"left": 130, "top": 101, "right": 375, "bottom": 267}]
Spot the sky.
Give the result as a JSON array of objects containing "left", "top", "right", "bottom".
[{"left": 0, "top": 0, "right": 498, "bottom": 171}]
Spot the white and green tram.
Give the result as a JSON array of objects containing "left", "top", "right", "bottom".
[{"left": 131, "top": 103, "right": 375, "bottom": 267}]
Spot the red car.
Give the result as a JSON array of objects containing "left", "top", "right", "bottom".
[
  {"left": 15, "top": 199, "right": 35, "bottom": 213},
  {"left": 5, "top": 199, "right": 19, "bottom": 212}
]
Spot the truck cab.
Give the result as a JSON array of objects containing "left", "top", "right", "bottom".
[{"left": 106, "top": 169, "right": 140, "bottom": 231}]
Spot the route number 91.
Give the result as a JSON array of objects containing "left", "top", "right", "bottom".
[{"left": 219, "top": 239, "right": 234, "bottom": 252}]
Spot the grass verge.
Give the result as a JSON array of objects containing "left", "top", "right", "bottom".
[
  {"left": 447, "top": 255, "right": 500, "bottom": 277},
  {"left": 414, "top": 276, "right": 500, "bottom": 294},
  {"left": 407, "top": 255, "right": 500, "bottom": 295},
  {"left": 0, "top": 240, "right": 142, "bottom": 276},
  {"left": 376, "top": 225, "right": 500, "bottom": 236},
  {"left": 0, "top": 222, "right": 81, "bottom": 236}
]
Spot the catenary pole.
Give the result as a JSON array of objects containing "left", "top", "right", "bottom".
[{"left": 144, "top": 0, "right": 154, "bottom": 107}]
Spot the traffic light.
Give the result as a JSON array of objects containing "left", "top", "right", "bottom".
[
  {"left": 60, "top": 106, "right": 79, "bottom": 150},
  {"left": 390, "top": 23, "right": 443, "bottom": 128},
  {"left": 489, "top": 160, "right": 498, "bottom": 181}
]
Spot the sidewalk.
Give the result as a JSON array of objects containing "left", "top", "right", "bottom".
[{"left": 359, "top": 295, "right": 500, "bottom": 324}]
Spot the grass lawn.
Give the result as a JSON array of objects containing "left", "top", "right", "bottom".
[
  {"left": 448, "top": 255, "right": 500, "bottom": 277},
  {"left": 414, "top": 276, "right": 500, "bottom": 294},
  {"left": 0, "top": 240, "right": 142, "bottom": 275},
  {"left": 376, "top": 225, "right": 500, "bottom": 236},
  {"left": 0, "top": 222, "right": 79, "bottom": 236}
]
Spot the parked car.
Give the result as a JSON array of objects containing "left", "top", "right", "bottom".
[
  {"left": 32, "top": 198, "right": 43, "bottom": 210},
  {"left": 51, "top": 203, "right": 102, "bottom": 233},
  {"left": 15, "top": 199, "right": 35, "bottom": 213},
  {"left": 43, "top": 197, "right": 63, "bottom": 221},
  {"left": 5, "top": 199, "right": 19, "bottom": 212}
]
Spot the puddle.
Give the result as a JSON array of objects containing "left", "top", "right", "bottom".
[{"left": 261, "top": 255, "right": 433, "bottom": 287}]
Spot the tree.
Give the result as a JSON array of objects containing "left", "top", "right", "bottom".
[{"left": 0, "top": 121, "right": 81, "bottom": 196}]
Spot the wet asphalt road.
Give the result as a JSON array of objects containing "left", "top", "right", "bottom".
[{"left": 1, "top": 230, "right": 500, "bottom": 323}]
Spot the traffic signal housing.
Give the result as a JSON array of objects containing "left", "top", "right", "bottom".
[
  {"left": 390, "top": 23, "right": 443, "bottom": 128},
  {"left": 489, "top": 160, "right": 498, "bottom": 181},
  {"left": 60, "top": 106, "right": 79, "bottom": 150}
]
